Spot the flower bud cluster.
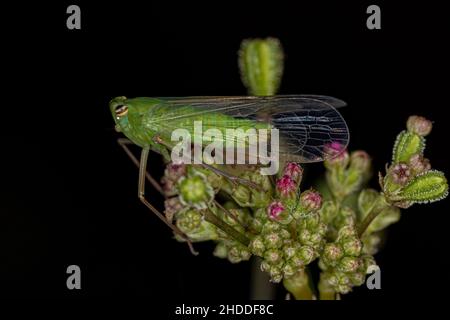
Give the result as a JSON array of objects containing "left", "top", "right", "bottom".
[
  {"left": 319, "top": 224, "right": 376, "bottom": 294},
  {"left": 323, "top": 143, "right": 372, "bottom": 200},
  {"left": 382, "top": 116, "right": 447, "bottom": 208}
]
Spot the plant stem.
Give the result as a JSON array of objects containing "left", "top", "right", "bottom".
[
  {"left": 205, "top": 207, "right": 250, "bottom": 246},
  {"left": 283, "top": 269, "right": 315, "bottom": 300},
  {"left": 357, "top": 197, "right": 389, "bottom": 237}
]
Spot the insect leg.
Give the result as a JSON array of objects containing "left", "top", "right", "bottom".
[
  {"left": 117, "top": 138, "right": 164, "bottom": 195},
  {"left": 138, "top": 147, "right": 198, "bottom": 255}
]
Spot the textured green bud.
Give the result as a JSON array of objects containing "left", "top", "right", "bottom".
[
  {"left": 362, "top": 233, "right": 382, "bottom": 255},
  {"left": 282, "top": 262, "right": 297, "bottom": 278},
  {"left": 264, "top": 249, "right": 283, "bottom": 265},
  {"left": 283, "top": 242, "right": 300, "bottom": 259},
  {"left": 348, "top": 272, "right": 366, "bottom": 286},
  {"left": 341, "top": 237, "right": 363, "bottom": 256},
  {"left": 264, "top": 232, "right": 283, "bottom": 249},
  {"left": 269, "top": 266, "right": 284, "bottom": 283},
  {"left": 319, "top": 200, "right": 338, "bottom": 225},
  {"left": 238, "top": 37, "right": 284, "bottom": 96},
  {"left": 299, "top": 190, "right": 323, "bottom": 212},
  {"left": 249, "top": 236, "right": 265, "bottom": 256},
  {"left": 338, "top": 257, "right": 361, "bottom": 273},
  {"left": 406, "top": 115, "right": 432, "bottom": 137},
  {"left": 392, "top": 130, "right": 425, "bottom": 164},
  {"left": 298, "top": 246, "right": 315, "bottom": 265},
  {"left": 395, "top": 170, "right": 448, "bottom": 204},
  {"left": 228, "top": 245, "right": 251, "bottom": 264},
  {"left": 323, "top": 243, "right": 344, "bottom": 265},
  {"left": 176, "top": 209, "right": 219, "bottom": 241},
  {"left": 178, "top": 172, "right": 214, "bottom": 209},
  {"left": 337, "top": 225, "right": 358, "bottom": 240}
]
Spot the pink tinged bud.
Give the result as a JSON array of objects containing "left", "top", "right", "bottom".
[
  {"left": 409, "top": 154, "right": 431, "bottom": 174},
  {"left": 391, "top": 163, "right": 411, "bottom": 185},
  {"left": 276, "top": 175, "right": 297, "bottom": 197},
  {"left": 283, "top": 162, "right": 303, "bottom": 181},
  {"left": 300, "top": 190, "right": 323, "bottom": 211},
  {"left": 407, "top": 115, "right": 432, "bottom": 137},
  {"left": 167, "top": 163, "right": 187, "bottom": 178},
  {"left": 267, "top": 201, "right": 285, "bottom": 220},
  {"left": 324, "top": 142, "right": 349, "bottom": 168}
]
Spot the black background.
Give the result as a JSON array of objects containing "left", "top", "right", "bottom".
[{"left": 2, "top": 0, "right": 449, "bottom": 309}]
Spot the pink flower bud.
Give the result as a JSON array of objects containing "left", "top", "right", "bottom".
[
  {"left": 283, "top": 162, "right": 303, "bottom": 181},
  {"left": 407, "top": 115, "right": 432, "bottom": 137},
  {"left": 409, "top": 154, "right": 431, "bottom": 175},
  {"left": 267, "top": 201, "right": 285, "bottom": 220},
  {"left": 391, "top": 163, "right": 411, "bottom": 185},
  {"left": 324, "top": 142, "right": 349, "bottom": 168},
  {"left": 300, "top": 190, "right": 322, "bottom": 212},
  {"left": 276, "top": 175, "right": 297, "bottom": 197}
]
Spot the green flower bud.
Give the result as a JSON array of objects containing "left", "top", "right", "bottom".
[
  {"left": 178, "top": 172, "right": 214, "bottom": 209},
  {"left": 362, "top": 233, "right": 383, "bottom": 255},
  {"left": 406, "top": 115, "right": 432, "bottom": 137},
  {"left": 249, "top": 236, "right": 265, "bottom": 256},
  {"left": 338, "top": 257, "right": 361, "bottom": 273},
  {"left": 323, "top": 243, "right": 344, "bottom": 265},
  {"left": 299, "top": 190, "right": 323, "bottom": 213},
  {"left": 394, "top": 170, "right": 448, "bottom": 205},
  {"left": 269, "top": 266, "right": 284, "bottom": 283},
  {"left": 341, "top": 237, "right": 363, "bottom": 256},
  {"left": 349, "top": 150, "right": 371, "bottom": 174},
  {"left": 297, "top": 246, "right": 315, "bottom": 265},
  {"left": 337, "top": 225, "right": 357, "bottom": 239},
  {"left": 319, "top": 200, "right": 338, "bottom": 225},
  {"left": 228, "top": 245, "right": 251, "bottom": 264},
  {"left": 264, "top": 249, "right": 283, "bottom": 265},
  {"left": 392, "top": 130, "right": 425, "bottom": 164},
  {"left": 176, "top": 209, "right": 219, "bottom": 241},
  {"left": 282, "top": 262, "right": 297, "bottom": 278},
  {"left": 213, "top": 242, "right": 228, "bottom": 259},
  {"left": 264, "top": 232, "right": 284, "bottom": 249},
  {"left": 348, "top": 272, "right": 366, "bottom": 286},
  {"left": 238, "top": 37, "right": 284, "bottom": 96},
  {"left": 283, "top": 242, "right": 300, "bottom": 259}
]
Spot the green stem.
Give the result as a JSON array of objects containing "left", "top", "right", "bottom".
[
  {"left": 283, "top": 269, "right": 315, "bottom": 300},
  {"left": 318, "top": 277, "right": 336, "bottom": 300},
  {"left": 357, "top": 196, "right": 389, "bottom": 237},
  {"left": 205, "top": 207, "right": 250, "bottom": 246}
]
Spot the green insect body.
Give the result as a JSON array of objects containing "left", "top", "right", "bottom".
[{"left": 110, "top": 96, "right": 270, "bottom": 159}]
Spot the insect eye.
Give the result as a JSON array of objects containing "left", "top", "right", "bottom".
[{"left": 115, "top": 104, "right": 128, "bottom": 117}]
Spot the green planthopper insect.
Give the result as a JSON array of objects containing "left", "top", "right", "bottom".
[{"left": 110, "top": 95, "right": 349, "bottom": 253}]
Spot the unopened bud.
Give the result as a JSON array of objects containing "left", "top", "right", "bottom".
[{"left": 407, "top": 115, "right": 432, "bottom": 137}]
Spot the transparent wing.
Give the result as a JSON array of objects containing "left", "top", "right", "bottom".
[{"left": 157, "top": 95, "right": 349, "bottom": 163}]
